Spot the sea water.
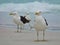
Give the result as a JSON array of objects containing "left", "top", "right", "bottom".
[{"left": 0, "top": 0, "right": 60, "bottom": 31}]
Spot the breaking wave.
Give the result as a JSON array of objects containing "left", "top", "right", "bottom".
[{"left": 0, "top": 1, "right": 60, "bottom": 12}]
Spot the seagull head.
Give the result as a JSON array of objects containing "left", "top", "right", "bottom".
[
  {"left": 25, "top": 12, "right": 31, "bottom": 21},
  {"left": 35, "top": 11, "right": 41, "bottom": 16},
  {"left": 9, "top": 11, "right": 18, "bottom": 16}
]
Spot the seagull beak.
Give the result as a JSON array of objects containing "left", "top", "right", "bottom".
[{"left": 9, "top": 13, "right": 13, "bottom": 15}]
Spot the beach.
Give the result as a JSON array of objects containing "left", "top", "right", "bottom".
[
  {"left": 0, "top": 27, "right": 60, "bottom": 45},
  {"left": 0, "top": 0, "right": 60, "bottom": 45}
]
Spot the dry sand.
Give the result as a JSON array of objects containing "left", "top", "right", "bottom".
[{"left": 0, "top": 27, "right": 60, "bottom": 45}]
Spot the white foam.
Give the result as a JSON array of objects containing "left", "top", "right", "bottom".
[{"left": 0, "top": 1, "right": 60, "bottom": 12}]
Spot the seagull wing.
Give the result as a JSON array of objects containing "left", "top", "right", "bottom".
[{"left": 44, "top": 18, "right": 48, "bottom": 26}]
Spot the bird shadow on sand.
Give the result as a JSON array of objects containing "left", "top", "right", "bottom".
[
  {"left": 14, "top": 31, "right": 33, "bottom": 33},
  {"left": 12, "top": 37, "right": 60, "bottom": 43}
]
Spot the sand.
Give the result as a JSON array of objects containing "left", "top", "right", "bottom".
[{"left": 0, "top": 27, "right": 60, "bottom": 45}]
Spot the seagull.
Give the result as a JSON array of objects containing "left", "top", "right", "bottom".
[
  {"left": 34, "top": 11, "right": 48, "bottom": 41},
  {"left": 9, "top": 11, "right": 31, "bottom": 32}
]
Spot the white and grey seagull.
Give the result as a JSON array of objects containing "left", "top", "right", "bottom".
[
  {"left": 9, "top": 11, "right": 31, "bottom": 32},
  {"left": 34, "top": 11, "right": 48, "bottom": 41}
]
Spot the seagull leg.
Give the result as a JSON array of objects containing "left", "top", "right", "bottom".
[
  {"left": 43, "top": 30, "right": 45, "bottom": 40},
  {"left": 37, "top": 31, "right": 39, "bottom": 41},
  {"left": 20, "top": 26, "right": 23, "bottom": 32},
  {"left": 17, "top": 25, "right": 19, "bottom": 32},
  {"left": 29, "top": 23, "right": 31, "bottom": 30}
]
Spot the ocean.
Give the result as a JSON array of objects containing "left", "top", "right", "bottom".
[
  {"left": 0, "top": 0, "right": 60, "bottom": 31},
  {"left": 0, "top": 0, "right": 60, "bottom": 4}
]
